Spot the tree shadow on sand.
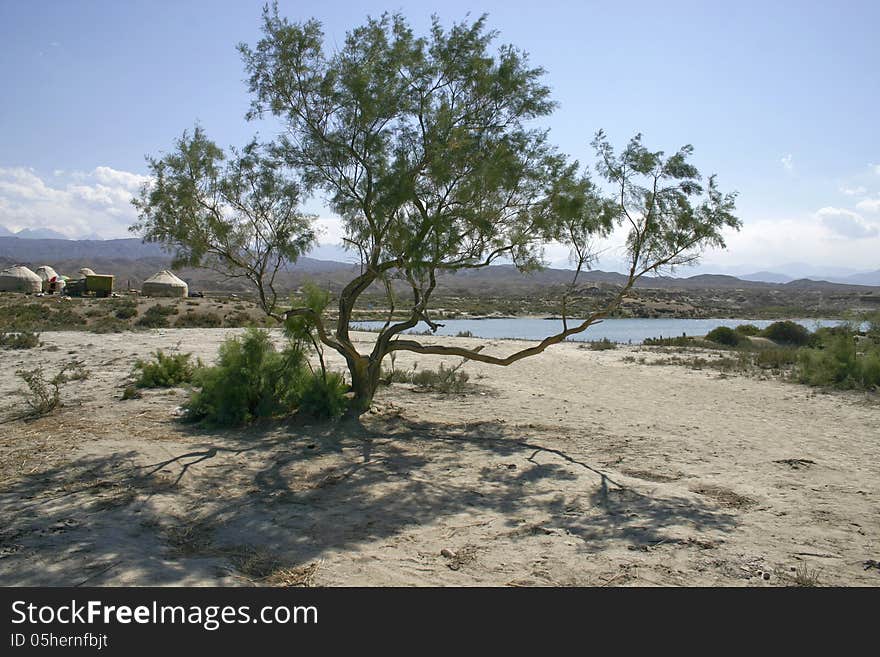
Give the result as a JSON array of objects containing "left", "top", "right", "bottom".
[{"left": 0, "top": 412, "right": 736, "bottom": 585}]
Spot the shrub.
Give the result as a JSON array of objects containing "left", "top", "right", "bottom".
[
  {"left": 113, "top": 301, "right": 138, "bottom": 320},
  {"left": 762, "top": 321, "right": 811, "bottom": 346},
  {"left": 0, "top": 330, "right": 40, "bottom": 350},
  {"left": 184, "top": 329, "right": 305, "bottom": 426},
  {"left": 174, "top": 312, "right": 223, "bottom": 328},
  {"left": 411, "top": 362, "right": 470, "bottom": 393},
  {"left": 15, "top": 360, "right": 93, "bottom": 416},
  {"left": 797, "top": 333, "right": 880, "bottom": 390},
  {"left": 16, "top": 367, "right": 62, "bottom": 416},
  {"left": 121, "top": 385, "right": 142, "bottom": 400},
  {"left": 754, "top": 348, "right": 798, "bottom": 370},
  {"left": 135, "top": 304, "right": 178, "bottom": 328},
  {"left": 586, "top": 338, "right": 617, "bottom": 350},
  {"left": 455, "top": 330, "right": 474, "bottom": 338},
  {"left": 706, "top": 326, "right": 742, "bottom": 347},
  {"left": 134, "top": 350, "right": 198, "bottom": 388},
  {"left": 297, "top": 372, "right": 349, "bottom": 419},
  {"left": 734, "top": 324, "right": 760, "bottom": 336}
]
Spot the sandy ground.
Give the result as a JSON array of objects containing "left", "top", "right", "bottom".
[{"left": 1, "top": 328, "right": 878, "bottom": 587}]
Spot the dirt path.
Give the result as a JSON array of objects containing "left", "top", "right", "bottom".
[{"left": 1, "top": 329, "right": 877, "bottom": 586}]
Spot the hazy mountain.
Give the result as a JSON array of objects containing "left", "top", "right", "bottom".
[
  {"left": 13, "top": 227, "right": 70, "bottom": 240},
  {"left": 0, "top": 225, "right": 13, "bottom": 237},
  {"left": 839, "top": 270, "right": 880, "bottom": 286},
  {"left": 740, "top": 271, "right": 795, "bottom": 284}
]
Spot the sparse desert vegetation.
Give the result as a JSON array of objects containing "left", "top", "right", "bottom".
[{"left": 1, "top": 328, "right": 877, "bottom": 587}]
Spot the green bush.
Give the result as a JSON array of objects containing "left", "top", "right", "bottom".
[
  {"left": 15, "top": 360, "right": 93, "bottom": 416},
  {"left": 134, "top": 350, "right": 198, "bottom": 388},
  {"left": 411, "top": 362, "right": 470, "bottom": 393},
  {"left": 175, "top": 312, "right": 223, "bottom": 328},
  {"left": 762, "top": 321, "right": 811, "bottom": 346},
  {"left": 586, "top": 338, "right": 617, "bottom": 350},
  {"left": 0, "top": 330, "right": 40, "bottom": 349},
  {"left": 16, "top": 366, "right": 65, "bottom": 416},
  {"left": 706, "top": 326, "right": 742, "bottom": 347},
  {"left": 113, "top": 302, "right": 138, "bottom": 320},
  {"left": 797, "top": 334, "right": 880, "bottom": 390},
  {"left": 297, "top": 372, "right": 349, "bottom": 419},
  {"left": 754, "top": 348, "right": 798, "bottom": 370},
  {"left": 734, "top": 324, "right": 760, "bottom": 336},
  {"left": 184, "top": 329, "right": 305, "bottom": 426},
  {"left": 135, "top": 304, "right": 178, "bottom": 328}
]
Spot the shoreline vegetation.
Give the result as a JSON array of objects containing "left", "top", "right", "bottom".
[{"left": 0, "top": 290, "right": 875, "bottom": 334}]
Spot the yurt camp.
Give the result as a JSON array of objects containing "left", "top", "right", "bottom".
[
  {"left": 0, "top": 265, "right": 43, "bottom": 293},
  {"left": 35, "top": 265, "right": 65, "bottom": 293},
  {"left": 142, "top": 270, "right": 188, "bottom": 297}
]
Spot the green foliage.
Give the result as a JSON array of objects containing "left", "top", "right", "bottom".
[
  {"left": 174, "top": 312, "right": 223, "bottom": 328},
  {"left": 753, "top": 348, "right": 799, "bottom": 370},
  {"left": 131, "top": 126, "right": 316, "bottom": 318},
  {"left": 14, "top": 363, "right": 83, "bottom": 416},
  {"left": 135, "top": 304, "right": 178, "bottom": 328},
  {"left": 121, "top": 385, "right": 142, "bottom": 400},
  {"left": 0, "top": 302, "right": 85, "bottom": 331},
  {"left": 185, "top": 329, "right": 306, "bottom": 426},
  {"left": 586, "top": 338, "right": 617, "bottom": 350},
  {"left": 112, "top": 299, "right": 138, "bottom": 319},
  {"left": 297, "top": 371, "right": 348, "bottom": 419},
  {"left": 131, "top": 5, "right": 741, "bottom": 410},
  {"left": 734, "top": 324, "right": 760, "bottom": 336},
  {"left": 16, "top": 367, "right": 61, "bottom": 416},
  {"left": 134, "top": 350, "right": 198, "bottom": 388},
  {"left": 706, "top": 326, "right": 742, "bottom": 347},
  {"left": 0, "top": 330, "right": 40, "bottom": 349},
  {"left": 411, "top": 362, "right": 470, "bottom": 393},
  {"left": 455, "top": 330, "right": 474, "bottom": 338},
  {"left": 797, "top": 334, "right": 880, "bottom": 390},
  {"left": 762, "top": 321, "right": 811, "bottom": 346}
]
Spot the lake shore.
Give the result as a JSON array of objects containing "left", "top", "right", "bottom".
[{"left": 1, "top": 329, "right": 877, "bottom": 586}]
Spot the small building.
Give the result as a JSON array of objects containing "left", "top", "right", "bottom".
[
  {"left": 35, "top": 265, "right": 65, "bottom": 293},
  {"left": 0, "top": 265, "right": 43, "bottom": 293},
  {"left": 141, "top": 270, "right": 188, "bottom": 298}
]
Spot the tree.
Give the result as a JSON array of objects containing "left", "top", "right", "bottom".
[
  {"left": 131, "top": 127, "right": 317, "bottom": 319},
  {"left": 133, "top": 5, "right": 740, "bottom": 413}
]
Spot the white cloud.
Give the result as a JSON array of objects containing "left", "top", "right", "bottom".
[
  {"left": 0, "top": 166, "right": 151, "bottom": 239},
  {"left": 855, "top": 197, "right": 880, "bottom": 213},
  {"left": 871, "top": 163, "right": 880, "bottom": 176},
  {"left": 816, "top": 206, "right": 879, "bottom": 239},
  {"left": 840, "top": 185, "right": 867, "bottom": 196},
  {"left": 781, "top": 154, "right": 794, "bottom": 171},
  {"left": 313, "top": 216, "right": 345, "bottom": 245}
]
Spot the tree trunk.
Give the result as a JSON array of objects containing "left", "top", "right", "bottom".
[{"left": 347, "top": 355, "right": 382, "bottom": 413}]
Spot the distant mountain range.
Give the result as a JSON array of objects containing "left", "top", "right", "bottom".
[
  {"left": 0, "top": 227, "right": 78, "bottom": 240},
  {"left": 1, "top": 236, "right": 878, "bottom": 296},
  {"left": 738, "top": 269, "right": 880, "bottom": 286}
]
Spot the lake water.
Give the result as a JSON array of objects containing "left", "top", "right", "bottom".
[{"left": 352, "top": 317, "right": 846, "bottom": 344}]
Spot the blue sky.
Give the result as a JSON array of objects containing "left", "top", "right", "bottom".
[{"left": 1, "top": 0, "right": 878, "bottom": 273}]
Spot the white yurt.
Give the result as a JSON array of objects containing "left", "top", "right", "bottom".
[
  {"left": 35, "top": 265, "right": 65, "bottom": 293},
  {"left": 142, "top": 270, "right": 188, "bottom": 298},
  {"left": 75, "top": 267, "right": 96, "bottom": 279},
  {"left": 0, "top": 265, "right": 43, "bottom": 293}
]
